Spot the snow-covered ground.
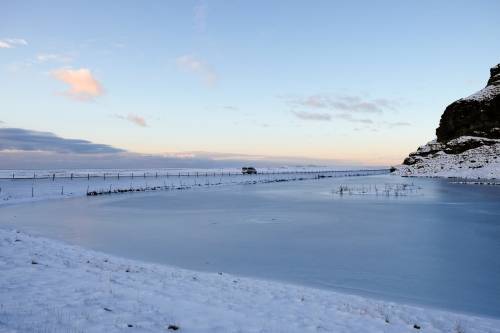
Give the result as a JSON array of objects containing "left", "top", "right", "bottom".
[
  {"left": 395, "top": 137, "right": 500, "bottom": 179},
  {"left": 1, "top": 228, "right": 499, "bottom": 333}
]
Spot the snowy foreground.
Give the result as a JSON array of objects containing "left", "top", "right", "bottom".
[{"left": 1, "top": 229, "right": 499, "bottom": 333}]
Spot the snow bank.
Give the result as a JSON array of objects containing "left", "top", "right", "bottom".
[
  {"left": 1, "top": 228, "right": 499, "bottom": 332},
  {"left": 396, "top": 137, "right": 500, "bottom": 179}
]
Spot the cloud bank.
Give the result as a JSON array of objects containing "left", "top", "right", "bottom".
[
  {"left": 0, "top": 127, "right": 379, "bottom": 169},
  {"left": 52, "top": 68, "right": 104, "bottom": 101},
  {"left": 0, "top": 128, "right": 124, "bottom": 154}
]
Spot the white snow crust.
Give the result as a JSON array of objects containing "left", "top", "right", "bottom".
[{"left": 1, "top": 228, "right": 499, "bottom": 332}]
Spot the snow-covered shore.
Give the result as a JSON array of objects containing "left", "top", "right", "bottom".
[
  {"left": 1, "top": 228, "right": 499, "bottom": 333},
  {"left": 395, "top": 137, "right": 500, "bottom": 179}
]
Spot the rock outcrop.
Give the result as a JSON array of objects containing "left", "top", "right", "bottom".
[
  {"left": 436, "top": 64, "right": 500, "bottom": 141},
  {"left": 397, "top": 64, "right": 500, "bottom": 179}
]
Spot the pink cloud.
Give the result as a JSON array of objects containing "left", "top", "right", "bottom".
[{"left": 52, "top": 68, "right": 104, "bottom": 101}]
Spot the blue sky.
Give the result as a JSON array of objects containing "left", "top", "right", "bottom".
[{"left": 1, "top": 0, "right": 499, "bottom": 167}]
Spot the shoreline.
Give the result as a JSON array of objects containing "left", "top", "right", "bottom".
[{"left": 1, "top": 228, "right": 499, "bottom": 332}]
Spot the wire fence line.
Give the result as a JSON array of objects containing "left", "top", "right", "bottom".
[
  {"left": 0, "top": 168, "right": 389, "bottom": 180},
  {"left": 0, "top": 168, "right": 390, "bottom": 203}
]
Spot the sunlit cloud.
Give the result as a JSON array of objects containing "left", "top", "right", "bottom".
[
  {"left": 52, "top": 68, "right": 104, "bottom": 101},
  {"left": 0, "top": 38, "right": 28, "bottom": 49},
  {"left": 114, "top": 114, "right": 148, "bottom": 127},
  {"left": 176, "top": 54, "right": 217, "bottom": 86}
]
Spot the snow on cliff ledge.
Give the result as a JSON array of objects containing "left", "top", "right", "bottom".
[{"left": 395, "top": 136, "right": 500, "bottom": 179}]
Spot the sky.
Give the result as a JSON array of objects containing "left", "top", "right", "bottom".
[{"left": 1, "top": 0, "right": 499, "bottom": 168}]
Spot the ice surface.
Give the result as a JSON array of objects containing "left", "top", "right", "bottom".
[
  {"left": 2, "top": 175, "right": 500, "bottom": 319},
  {"left": 0, "top": 167, "right": 387, "bottom": 205}
]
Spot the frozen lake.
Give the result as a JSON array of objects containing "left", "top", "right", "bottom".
[{"left": 1, "top": 174, "right": 500, "bottom": 318}]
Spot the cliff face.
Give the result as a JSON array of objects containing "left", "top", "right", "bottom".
[
  {"left": 436, "top": 64, "right": 500, "bottom": 142},
  {"left": 397, "top": 64, "right": 500, "bottom": 179}
]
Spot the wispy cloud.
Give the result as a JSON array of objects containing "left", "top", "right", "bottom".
[
  {"left": 176, "top": 54, "right": 217, "bottom": 86},
  {"left": 223, "top": 105, "right": 239, "bottom": 111},
  {"left": 194, "top": 1, "right": 207, "bottom": 32},
  {"left": 0, "top": 38, "right": 28, "bottom": 49},
  {"left": 292, "top": 111, "right": 332, "bottom": 121},
  {"left": 286, "top": 94, "right": 399, "bottom": 114},
  {"left": 285, "top": 93, "right": 401, "bottom": 125},
  {"left": 114, "top": 114, "right": 148, "bottom": 127},
  {"left": 36, "top": 53, "right": 73, "bottom": 63},
  {"left": 385, "top": 121, "right": 411, "bottom": 127},
  {"left": 0, "top": 128, "right": 124, "bottom": 154},
  {"left": 335, "top": 113, "right": 374, "bottom": 124},
  {"left": 52, "top": 68, "right": 104, "bottom": 101}
]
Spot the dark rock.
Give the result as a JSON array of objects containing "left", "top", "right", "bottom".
[
  {"left": 436, "top": 64, "right": 500, "bottom": 142},
  {"left": 442, "top": 137, "right": 498, "bottom": 154},
  {"left": 403, "top": 156, "right": 418, "bottom": 165},
  {"left": 167, "top": 324, "right": 179, "bottom": 330},
  {"left": 413, "top": 324, "right": 421, "bottom": 329}
]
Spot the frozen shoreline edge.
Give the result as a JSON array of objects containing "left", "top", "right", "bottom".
[{"left": 1, "top": 227, "right": 499, "bottom": 332}]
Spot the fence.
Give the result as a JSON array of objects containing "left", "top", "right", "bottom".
[{"left": 0, "top": 168, "right": 390, "bottom": 203}]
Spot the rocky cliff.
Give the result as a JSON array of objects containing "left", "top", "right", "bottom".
[
  {"left": 397, "top": 64, "right": 500, "bottom": 179},
  {"left": 436, "top": 64, "right": 500, "bottom": 141}
]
